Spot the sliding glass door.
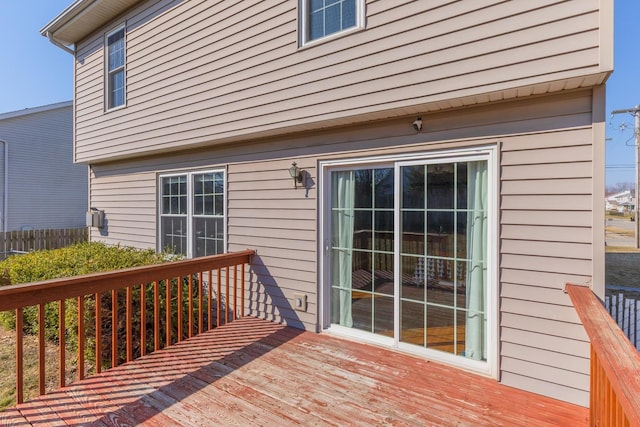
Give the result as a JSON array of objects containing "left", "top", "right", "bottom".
[{"left": 326, "top": 152, "right": 492, "bottom": 368}]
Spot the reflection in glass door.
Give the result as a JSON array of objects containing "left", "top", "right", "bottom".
[
  {"left": 330, "top": 168, "right": 395, "bottom": 336},
  {"left": 328, "top": 156, "right": 489, "bottom": 364},
  {"left": 400, "top": 161, "right": 487, "bottom": 361}
]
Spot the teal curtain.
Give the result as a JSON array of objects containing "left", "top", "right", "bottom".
[
  {"left": 331, "top": 171, "right": 355, "bottom": 327},
  {"left": 465, "top": 161, "right": 488, "bottom": 360}
]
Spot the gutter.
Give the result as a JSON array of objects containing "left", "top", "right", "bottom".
[
  {"left": 40, "top": 0, "right": 103, "bottom": 54},
  {"left": 46, "top": 32, "right": 75, "bottom": 55}
]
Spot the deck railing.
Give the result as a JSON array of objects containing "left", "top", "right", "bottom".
[
  {"left": 565, "top": 283, "right": 640, "bottom": 427},
  {"left": 0, "top": 249, "right": 254, "bottom": 406}
]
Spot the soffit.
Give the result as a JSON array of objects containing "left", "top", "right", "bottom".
[{"left": 41, "top": 0, "right": 144, "bottom": 46}]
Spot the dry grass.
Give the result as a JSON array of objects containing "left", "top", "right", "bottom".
[
  {"left": 605, "top": 245, "right": 640, "bottom": 253},
  {"left": 605, "top": 226, "right": 636, "bottom": 237},
  {"left": 0, "top": 326, "right": 77, "bottom": 412}
]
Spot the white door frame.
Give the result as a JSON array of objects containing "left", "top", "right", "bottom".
[{"left": 318, "top": 145, "right": 498, "bottom": 378}]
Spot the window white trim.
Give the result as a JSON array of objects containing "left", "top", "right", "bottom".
[
  {"left": 318, "top": 145, "right": 498, "bottom": 378},
  {"left": 105, "top": 23, "right": 126, "bottom": 111},
  {"left": 299, "top": 0, "right": 365, "bottom": 47},
  {"left": 157, "top": 169, "right": 227, "bottom": 258}
]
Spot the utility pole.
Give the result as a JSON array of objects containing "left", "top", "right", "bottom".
[{"left": 611, "top": 105, "right": 640, "bottom": 248}]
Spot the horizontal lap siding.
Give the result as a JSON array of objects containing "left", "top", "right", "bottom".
[
  {"left": 228, "top": 159, "right": 318, "bottom": 330},
  {"left": 89, "top": 170, "right": 157, "bottom": 248},
  {"left": 499, "top": 118, "right": 593, "bottom": 404},
  {"left": 87, "top": 90, "right": 596, "bottom": 405},
  {"left": 0, "top": 105, "right": 88, "bottom": 230},
  {"left": 73, "top": 0, "right": 603, "bottom": 162}
]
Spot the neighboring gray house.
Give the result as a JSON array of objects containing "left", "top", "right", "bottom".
[
  {"left": 0, "top": 101, "right": 87, "bottom": 231},
  {"left": 42, "top": 0, "right": 612, "bottom": 407}
]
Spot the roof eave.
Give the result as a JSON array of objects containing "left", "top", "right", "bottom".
[
  {"left": 40, "top": 0, "right": 97, "bottom": 43},
  {"left": 41, "top": 0, "right": 142, "bottom": 49}
]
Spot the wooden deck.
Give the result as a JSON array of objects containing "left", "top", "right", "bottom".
[{"left": 2, "top": 317, "right": 588, "bottom": 427}]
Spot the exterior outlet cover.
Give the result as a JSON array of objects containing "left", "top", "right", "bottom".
[{"left": 293, "top": 293, "right": 307, "bottom": 312}]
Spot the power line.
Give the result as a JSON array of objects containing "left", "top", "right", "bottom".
[{"left": 611, "top": 105, "right": 640, "bottom": 248}]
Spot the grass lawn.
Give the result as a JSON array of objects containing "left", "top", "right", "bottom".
[
  {"left": 605, "top": 245, "right": 640, "bottom": 253},
  {"left": 0, "top": 326, "right": 77, "bottom": 412},
  {"left": 604, "top": 226, "right": 635, "bottom": 238}
]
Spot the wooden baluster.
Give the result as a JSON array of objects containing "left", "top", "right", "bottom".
[
  {"left": 177, "top": 278, "right": 183, "bottom": 342},
  {"left": 241, "top": 263, "right": 245, "bottom": 317},
  {"left": 188, "top": 275, "right": 194, "bottom": 338},
  {"left": 225, "top": 266, "right": 230, "bottom": 324},
  {"left": 166, "top": 278, "right": 171, "bottom": 347},
  {"left": 59, "top": 300, "right": 66, "bottom": 386},
  {"left": 208, "top": 270, "right": 213, "bottom": 331},
  {"left": 38, "top": 304, "right": 45, "bottom": 395},
  {"left": 216, "top": 268, "right": 222, "bottom": 327},
  {"left": 566, "top": 284, "right": 640, "bottom": 426},
  {"left": 154, "top": 281, "right": 160, "bottom": 352},
  {"left": 95, "top": 293, "right": 101, "bottom": 374},
  {"left": 140, "top": 284, "right": 146, "bottom": 356},
  {"left": 198, "top": 272, "right": 203, "bottom": 334},
  {"left": 111, "top": 290, "right": 118, "bottom": 368},
  {"left": 78, "top": 296, "right": 85, "bottom": 381},
  {"left": 126, "top": 286, "right": 132, "bottom": 362},
  {"left": 16, "top": 307, "right": 24, "bottom": 404},
  {"left": 233, "top": 265, "right": 238, "bottom": 322}
]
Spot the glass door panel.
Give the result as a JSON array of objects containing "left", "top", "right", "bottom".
[
  {"left": 330, "top": 167, "right": 395, "bottom": 335},
  {"left": 328, "top": 157, "right": 488, "bottom": 364},
  {"left": 400, "top": 160, "right": 488, "bottom": 361}
]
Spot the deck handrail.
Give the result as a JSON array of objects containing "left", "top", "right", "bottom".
[
  {"left": 0, "top": 249, "right": 254, "bottom": 311},
  {"left": 0, "top": 249, "right": 255, "bottom": 406},
  {"left": 565, "top": 283, "right": 640, "bottom": 426}
]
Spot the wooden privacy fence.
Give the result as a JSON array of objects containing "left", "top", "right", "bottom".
[
  {"left": 0, "top": 227, "right": 88, "bottom": 256},
  {"left": 566, "top": 283, "right": 640, "bottom": 427},
  {"left": 605, "top": 288, "right": 640, "bottom": 351},
  {"left": 0, "top": 249, "right": 254, "bottom": 406}
]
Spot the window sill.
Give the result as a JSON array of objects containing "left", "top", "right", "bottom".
[
  {"left": 297, "top": 25, "right": 365, "bottom": 51},
  {"left": 104, "top": 103, "right": 127, "bottom": 114}
]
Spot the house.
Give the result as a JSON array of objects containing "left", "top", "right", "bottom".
[
  {"left": 606, "top": 189, "right": 634, "bottom": 212},
  {"left": 41, "top": 0, "right": 612, "bottom": 408},
  {"left": 0, "top": 101, "right": 87, "bottom": 232}
]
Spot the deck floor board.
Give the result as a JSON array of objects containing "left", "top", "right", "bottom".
[{"left": 7, "top": 317, "right": 589, "bottom": 426}]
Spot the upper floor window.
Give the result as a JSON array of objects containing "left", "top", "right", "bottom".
[
  {"left": 301, "top": 0, "right": 362, "bottom": 45},
  {"left": 106, "top": 25, "right": 126, "bottom": 110}
]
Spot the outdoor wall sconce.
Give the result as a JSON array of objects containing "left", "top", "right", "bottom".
[
  {"left": 413, "top": 117, "right": 423, "bottom": 132},
  {"left": 289, "top": 161, "right": 305, "bottom": 189}
]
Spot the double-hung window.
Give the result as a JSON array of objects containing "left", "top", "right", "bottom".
[
  {"left": 159, "top": 170, "right": 226, "bottom": 258},
  {"left": 106, "top": 25, "right": 126, "bottom": 110},
  {"left": 301, "top": 0, "right": 363, "bottom": 45}
]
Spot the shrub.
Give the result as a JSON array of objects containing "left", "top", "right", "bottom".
[{"left": 0, "top": 242, "right": 175, "bottom": 351}]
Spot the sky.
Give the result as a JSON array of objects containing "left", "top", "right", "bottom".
[{"left": 0, "top": 0, "right": 638, "bottom": 186}]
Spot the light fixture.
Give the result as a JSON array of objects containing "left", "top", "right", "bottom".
[
  {"left": 413, "top": 117, "right": 423, "bottom": 131},
  {"left": 288, "top": 161, "right": 305, "bottom": 189}
]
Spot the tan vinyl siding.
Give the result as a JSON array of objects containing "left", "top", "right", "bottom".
[
  {"left": 73, "top": 0, "right": 607, "bottom": 163},
  {"left": 88, "top": 89, "right": 596, "bottom": 405},
  {"left": 89, "top": 169, "right": 156, "bottom": 248},
  {"left": 499, "top": 120, "right": 593, "bottom": 403}
]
